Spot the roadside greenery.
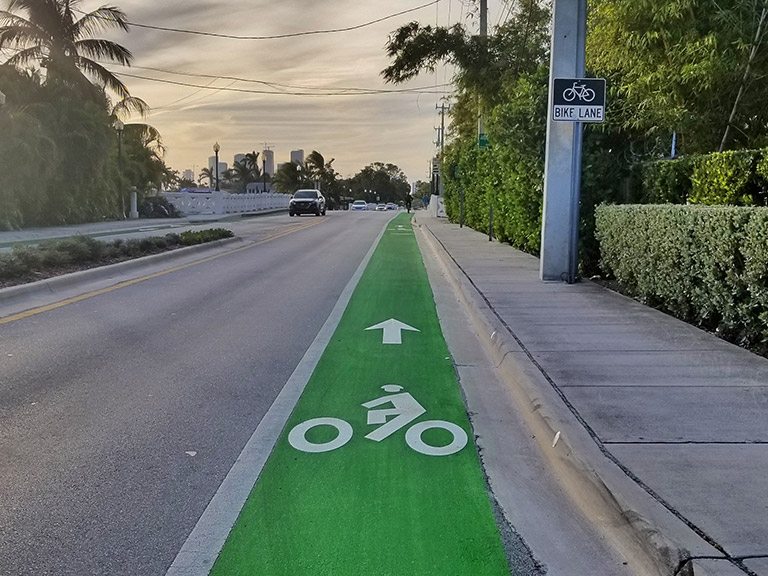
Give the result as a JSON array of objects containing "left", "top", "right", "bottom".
[
  {"left": 0, "top": 229, "right": 234, "bottom": 287},
  {"left": 271, "top": 156, "right": 411, "bottom": 209},
  {"left": 595, "top": 204, "right": 768, "bottom": 354},
  {"left": 383, "top": 0, "right": 768, "bottom": 276},
  {"left": 0, "top": 0, "right": 176, "bottom": 230},
  {"left": 637, "top": 148, "right": 768, "bottom": 205}
]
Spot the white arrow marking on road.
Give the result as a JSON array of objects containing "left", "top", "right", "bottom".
[{"left": 365, "top": 318, "right": 420, "bottom": 344}]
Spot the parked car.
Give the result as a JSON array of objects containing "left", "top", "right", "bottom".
[
  {"left": 289, "top": 189, "right": 326, "bottom": 216},
  {"left": 375, "top": 203, "right": 387, "bottom": 211},
  {"left": 350, "top": 200, "right": 368, "bottom": 211},
  {"left": 386, "top": 203, "right": 398, "bottom": 211}
]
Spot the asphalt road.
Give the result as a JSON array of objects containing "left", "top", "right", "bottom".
[{"left": 0, "top": 211, "right": 393, "bottom": 576}]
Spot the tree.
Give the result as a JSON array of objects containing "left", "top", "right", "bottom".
[
  {"left": 383, "top": 0, "right": 550, "bottom": 120},
  {"left": 588, "top": 0, "right": 768, "bottom": 153},
  {"left": 412, "top": 180, "right": 431, "bottom": 200},
  {"left": 349, "top": 163, "right": 410, "bottom": 204},
  {"left": 121, "top": 123, "right": 172, "bottom": 193},
  {"left": 198, "top": 167, "right": 214, "bottom": 188},
  {"left": 272, "top": 161, "right": 309, "bottom": 193},
  {"left": 304, "top": 150, "right": 342, "bottom": 208},
  {"left": 0, "top": 70, "right": 57, "bottom": 229},
  {"left": 0, "top": 0, "right": 134, "bottom": 100},
  {"left": 244, "top": 151, "right": 260, "bottom": 173},
  {"left": 228, "top": 158, "right": 260, "bottom": 192}
]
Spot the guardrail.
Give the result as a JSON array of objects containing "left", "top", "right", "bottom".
[{"left": 163, "top": 191, "right": 290, "bottom": 216}]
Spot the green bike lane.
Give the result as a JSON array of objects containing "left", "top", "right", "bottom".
[{"left": 209, "top": 213, "right": 511, "bottom": 575}]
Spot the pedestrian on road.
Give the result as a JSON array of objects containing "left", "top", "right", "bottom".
[{"left": 405, "top": 195, "right": 412, "bottom": 213}]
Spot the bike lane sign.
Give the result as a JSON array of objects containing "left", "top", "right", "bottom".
[{"left": 552, "top": 77, "right": 606, "bottom": 123}]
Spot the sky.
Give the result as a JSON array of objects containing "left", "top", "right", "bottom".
[{"left": 75, "top": 0, "right": 509, "bottom": 183}]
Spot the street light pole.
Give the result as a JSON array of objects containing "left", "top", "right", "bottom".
[
  {"left": 114, "top": 120, "right": 125, "bottom": 218},
  {"left": 213, "top": 142, "right": 220, "bottom": 191},
  {"left": 263, "top": 156, "right": 267, "bottom": 193}
]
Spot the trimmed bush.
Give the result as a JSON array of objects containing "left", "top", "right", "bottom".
[
  {"left": 689, "top": 150, "right": 757, "bottom": 206},
  {"left": 639, "top": 149, "right": 768, "bottom": 207},
  {"left": 595, "top": 204, "right": 768, "bottom": 353},
  {"left": 179, "top": 228, "right": 234, "bottom": 245},
  {"left": 640, "top": 157, "right": 696, "bottom": 204}
]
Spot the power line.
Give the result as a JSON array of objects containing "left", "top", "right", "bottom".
[
  {"left": 1, "top": 46, "right": 454, "bottom": 97},
  {"left": 153, "top": 76, "right": 221, "bottom": 109},
  {"left": 74, "top": 0, "right": 443, "bottom": 41},
  {"left": 107, "top": 62, "right": 454, "bottom": 94},
  {"left": 112, "top": 70, "right": 452, "bottom": 97}
]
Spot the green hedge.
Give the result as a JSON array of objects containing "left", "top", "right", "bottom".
[
  {"left": 640, "top": 157, "right": 695, "bottom": 204},
  {"left": 595, "top": 204, "right": 768, "bottom": 353},
  {"left": 0, "top": 228, "right": 234, "bottom": 285},
  {"left": 639, "top": 148, "right": 768, "bottom": 206}
]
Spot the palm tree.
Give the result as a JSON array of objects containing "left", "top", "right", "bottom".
[
  {"left": 305, "top": 150, "right": 341, "bottom": 208},
  {"left": 198, "top": 167, "right": 214, "bottom": 189},
  {"left": 244, "top": 151, "right": 260, "bottom": 173},
  {"left": 272, "top": 161, "right": 310, "bottom": 194},
  {"left": 110, "top": 95, "right": 149, "bottom": 122},
  {"left": 229, "top": 158, "right": 259, "bottom": 192},
  {"left": 0, "top": 0, "right": 133, "bottom": 99}
]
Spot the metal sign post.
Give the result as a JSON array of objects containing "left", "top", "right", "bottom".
[{"left": 540, "top": 0, "right": 589, "bottom": 283}]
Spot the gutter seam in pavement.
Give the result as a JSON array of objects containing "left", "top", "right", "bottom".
[{"left": 415, "top": 216, "right": 756, "bottom": 576}]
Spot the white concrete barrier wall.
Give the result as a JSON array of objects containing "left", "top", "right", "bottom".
[{"left": 163, "top": 191, "right": 290, "bottom": 216}]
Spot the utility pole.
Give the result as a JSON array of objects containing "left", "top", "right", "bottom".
[
  {"left": 540, "top": 0, "right": 587, "bottom": 282},
  {"left": 436, "top": 100, "right": 449, "bottom": 154},
  {"left": 435, "top": 100, "right": 450, "bottom": 196},
  {"left": 478, "top": 0, "right": 491, "bottom": 240}
]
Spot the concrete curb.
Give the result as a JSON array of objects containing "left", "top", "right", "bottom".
[
  {"left": 0, "top": 237, "right": 241, "bottom": 304},
  {"left": 413, "top": 215, "right": 693, "bottom": 576}
]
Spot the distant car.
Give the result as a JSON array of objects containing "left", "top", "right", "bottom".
[
  {"left": 375, "top": 203, "right": 387, "bottom": 211},
  {"left": 386, "top": 203, "right": 398, "bottom": 210},
  {"left": 350, "top": 200, "right": 368, "bottom": 211},
  {"left": 289, "top": 189, "right": 326, "bottom": 216}
]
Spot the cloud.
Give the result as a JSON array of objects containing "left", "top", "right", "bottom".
[{"left": 77, "top": 0, "right": 493, "bottom": 181}]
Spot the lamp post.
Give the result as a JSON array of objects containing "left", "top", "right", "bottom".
[
  {"left": 114, "top": 120, "right": 125, "bottom": 218},
  {"left": 262, "top": 156, "right": 267, "bottom": 193},
  {"left": 213, "top": 142, "right": 220, "bottom": 191}
]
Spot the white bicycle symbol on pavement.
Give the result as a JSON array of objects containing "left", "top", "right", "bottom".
[{"left": 288, "top": 385, "right": 468, "bottom": 457}]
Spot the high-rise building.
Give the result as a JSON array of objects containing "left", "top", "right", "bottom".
[
  {"left": 290, "top": 149, "right": 304, "bottom": 165},
  {"left": 263, "top": 149, "right": 275, "bottom": 176},
  {"left": 234, "top": 153, "right": 245, "bottom": 165},
  {"left": 207, "top": 156, "right": 227, "bottom": 187},
  {"left": 208, "top": 156, "right": 227, "bottom": 174}
]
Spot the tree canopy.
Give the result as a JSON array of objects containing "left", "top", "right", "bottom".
[
  {"left": 0, "top": 0, "right": 133, "bottom": 100},
  {"left": 0, "top": 1, "right": 174, "bottom": 228}
]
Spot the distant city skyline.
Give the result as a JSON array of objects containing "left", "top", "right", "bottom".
[{"left": 78, "top": 0, "right": 509, "bottom": 182}]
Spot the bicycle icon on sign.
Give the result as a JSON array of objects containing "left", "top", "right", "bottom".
[
  {"left": 288, "top": 385, "right": 468, "bottom": 457},
  {"left": 562, "top": 81, "right": 595, "bottom": 103}
]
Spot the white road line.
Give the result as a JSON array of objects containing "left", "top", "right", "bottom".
[{"left": 164, "top": 220, "right": 389, "bottom": 576}]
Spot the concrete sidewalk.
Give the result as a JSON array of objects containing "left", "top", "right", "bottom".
[{"left": 414, "top": 213, "right": 768, "bottom": 576}]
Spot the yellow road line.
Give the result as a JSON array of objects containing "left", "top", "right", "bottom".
[{"left": 0, "top": 219, "right": 323, "bottom": 326}]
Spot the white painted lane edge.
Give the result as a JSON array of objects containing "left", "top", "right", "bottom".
[{"left": 164, "top": 219, "right": 391, "bottom": 576}]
